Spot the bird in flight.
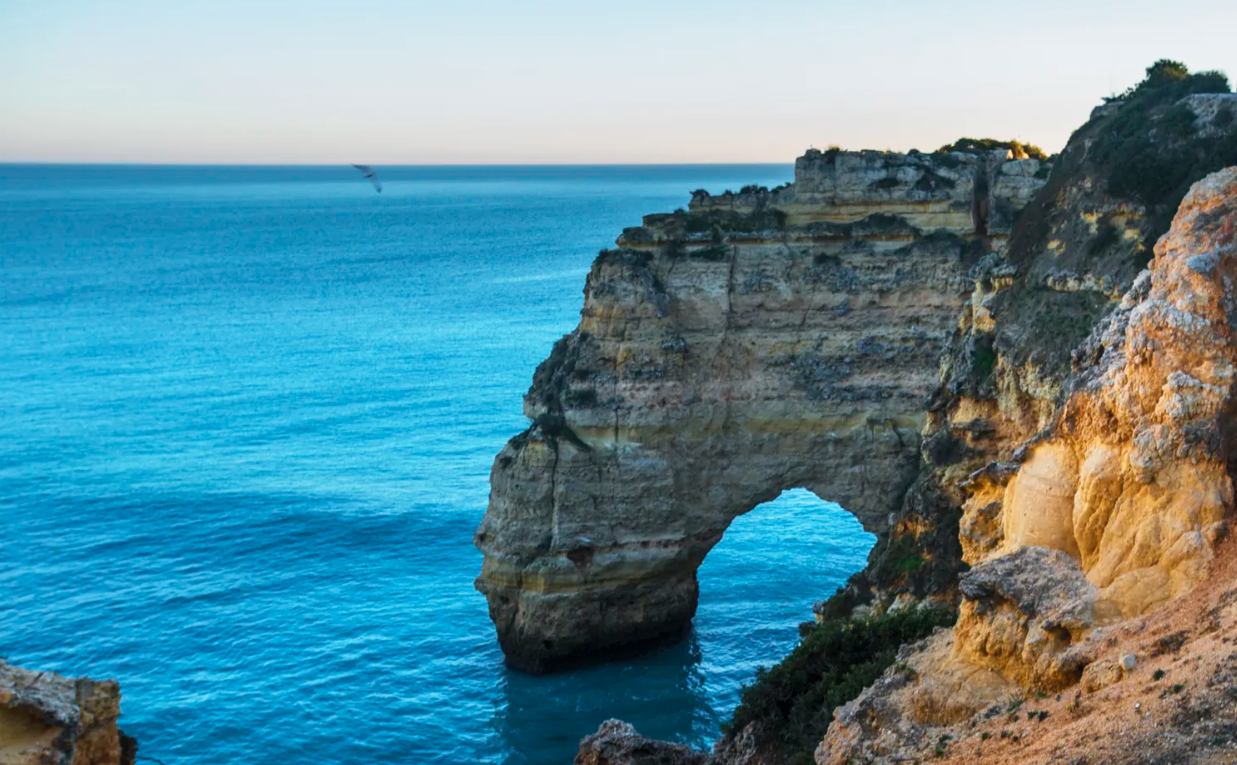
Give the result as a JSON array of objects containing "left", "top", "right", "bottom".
[{"left": 351, "top": 164, "right": 382, "bottom": 193}]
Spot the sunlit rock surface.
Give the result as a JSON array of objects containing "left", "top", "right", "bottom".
[{"left": 817, "top": 166, "right": 1237, "bottom": 765}]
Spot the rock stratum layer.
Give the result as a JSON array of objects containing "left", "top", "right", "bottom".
[
  {"left": 475, "top": 147, "right": 1048, "bottom": 672},
  {"left": 0, "top": 659, "right": 135, "bottom": 765}
]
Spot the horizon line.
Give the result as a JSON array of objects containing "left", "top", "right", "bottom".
[{"left": 0, "top": 160, "right": 798, "bottom": 168}]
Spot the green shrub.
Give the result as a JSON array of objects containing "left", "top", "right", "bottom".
[
  {"left": 972, "top": 340, "right": 997, "bottom": 383},
  {"left": 1016, "top": 141, "right": 1049, "bottom": 160},
  {"left": 722, "top": 607, "right": 955, "bottom": 764},
  {"left": 935, "top": 137, "right": 1047, "bottom": 159}
]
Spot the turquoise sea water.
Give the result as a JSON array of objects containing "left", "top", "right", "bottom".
[{"left": 0, "top": 165, "right": 874, "bottom": 764}]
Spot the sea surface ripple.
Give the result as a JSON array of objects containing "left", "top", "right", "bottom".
[{"left": 0, "top": 164, "right": 874, "bottom": 764}]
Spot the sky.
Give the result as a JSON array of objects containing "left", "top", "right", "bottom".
[{"left": 3, "top": 0, "right": 1236, "bottom": 164}]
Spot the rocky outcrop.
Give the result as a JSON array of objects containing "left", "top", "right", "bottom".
[
  {"left": 954, "top": 547, "right": 1098, "bottom": 690},
  {"left": 816, "top": 165, "right": 1237, "bottom": 765},
  {"left": 0, "top": 659, "right": 135, "bottom": 765},
  {"left": 475, "top": 148, "right": 1049, "bottom": 672},
  {"left": 575, "top": 720, "right": 711, "bottom": 765},
  {"left": 951, "top": 166, "right": 1237, "bottom": 689},
  {"left": 815, "top": 629, "right": 1013, "bottom": 765}
]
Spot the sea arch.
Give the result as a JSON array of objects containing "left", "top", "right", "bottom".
[
  {"left": 474, "top": 394, "right": 925, "bottom": 673},
  {"left": 475, "top": 185, "right": 983, "bottom": 673}
]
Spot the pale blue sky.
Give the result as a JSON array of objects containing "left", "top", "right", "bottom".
[{"left": 3, "top": 0, "right": 1235, "bottom": 164}]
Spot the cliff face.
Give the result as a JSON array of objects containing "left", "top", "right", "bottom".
[
  {"left": 0, "top": 659, "right": 135, "bottom": 765},
  {"left": 954, "top": 166, "right": 1237, "bottom": 682},
  {"left": 474, "top": 149, "right": 1048, "bottom": 672},
  {"left": 820, "top": 165, "right": 1237, "bottom": 765}
]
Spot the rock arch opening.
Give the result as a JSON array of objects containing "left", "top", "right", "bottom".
[{"left": 695, "top": 488, "right": 875, "bottom": 682}]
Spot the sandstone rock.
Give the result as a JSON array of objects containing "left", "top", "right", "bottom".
[
  {"left": 575, "top": 720, "right": 711, "bottom": 765},
  {"left": 816, "top": 631, "right": 1013, "bottom": 765},
  {"left": 954, "top": 547, "right": 1098, "bottom": 690},
  {"left": 1081, "top": 658, "right": 1124, "bottom": 692},
  {"left": 990, "top": 167, "right": 1237, "bottom": 620},
  {"left": 0, "top": 659, "right": 134, "bottom": 765}
]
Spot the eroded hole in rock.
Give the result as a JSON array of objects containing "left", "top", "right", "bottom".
[
  {"left": 566, "top": 546, "right": 595, "bottom": 568},
  {"left": 693, "top": 488, "right": 875, "bottom": 712},
  {"left": 0, "top": 704, "right": 60, "bottom": 761}
]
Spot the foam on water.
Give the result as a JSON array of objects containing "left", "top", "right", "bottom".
[{"left": 0, "top": 164, "right": 874, "bottom": 764}]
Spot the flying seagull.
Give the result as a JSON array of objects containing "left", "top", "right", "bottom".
[{"left": 351, "top": 164, "right": 382, "bottom": 193}]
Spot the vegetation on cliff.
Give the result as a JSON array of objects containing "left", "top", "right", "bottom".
[
  {"left": 1094, "top": 60, "right": 1236, "bottom": 249},
  {"left": 721, "top": 608, "right": 954, "bottom": 765},
  {"left": 936, "top": 137, "right": 1048, "bottom": 160},
  {"left": 1010, "top": 58, "right": 1235, "bottom": 274},
  {"left": 988, "top": 59, "right": 1235, "bottom": 380}
]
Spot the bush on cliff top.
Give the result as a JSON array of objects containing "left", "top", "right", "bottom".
[
  {"left": 936, "top": 137, "right": 1048, "bottom": 160},
  {"left": 1091, "top": 60, "right": 1236, "bottom": 253},
  {"left": 722, "top": 607, "right": 955, "bottom": 765}
]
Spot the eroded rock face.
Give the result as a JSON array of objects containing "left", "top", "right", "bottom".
[
  {"left": 0, "top": 659, "right": 135, "bottom": 765},
  {"left": 475, "top": 149, "right": 1048, "bottom": 672},
  {"left": 953, "top": 167, "right": 1237, "bottom": 684},
  {"left": 816, "top": 629, "right": 1013, "bottom": 765},
  {"left": 954, "top": 547, "right": 1097, "bottom": 690}
]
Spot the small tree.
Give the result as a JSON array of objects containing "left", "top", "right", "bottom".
[{"left": 1144, "top": 59, "right": 1190, "bottom": 87}]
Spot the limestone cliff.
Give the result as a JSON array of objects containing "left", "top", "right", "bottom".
[
  {"left": 0, "top": 659, "right": 135, "bottom": 765},
  {"left": 475, "top": 147, "right": 1048, "bottom": 672}
]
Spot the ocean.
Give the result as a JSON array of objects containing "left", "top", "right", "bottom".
[{"left": 0, "top": 164, "right": 875, "bottom": 764}]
